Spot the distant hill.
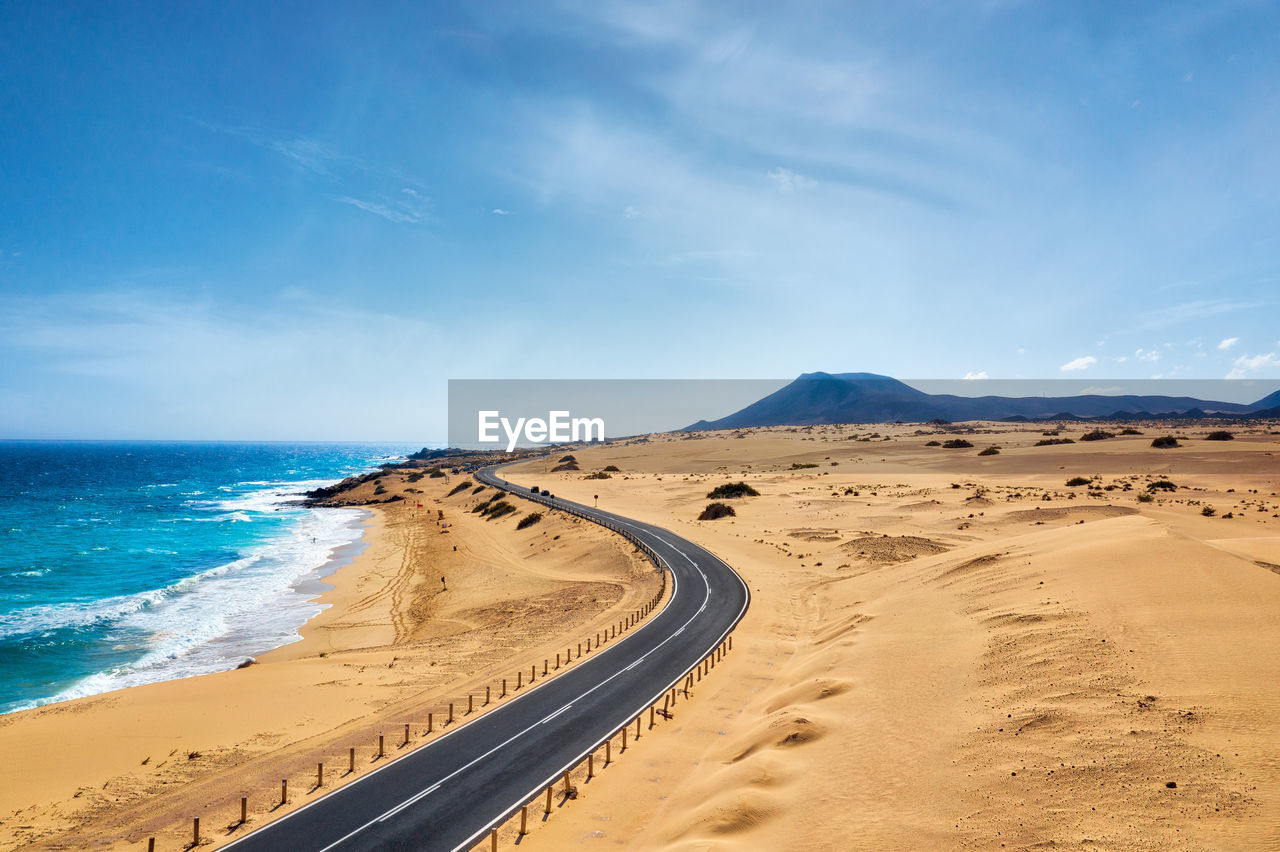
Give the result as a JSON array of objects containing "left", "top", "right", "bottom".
[{"left": 684, "top": 372, "right": 1280, "bottom": 430}]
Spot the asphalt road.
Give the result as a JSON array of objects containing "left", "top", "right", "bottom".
[{"left": 225, "top": 461, "right": 749, "bottom": 852}]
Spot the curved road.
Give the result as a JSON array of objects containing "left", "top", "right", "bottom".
[{"left": 225, "top": 461, "right": 749, "bottom": 852}]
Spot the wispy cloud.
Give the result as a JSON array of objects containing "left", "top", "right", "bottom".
[
  {"left": 1218, "top": 336, "right": 1239, "bottom": 350},
  {"left": 1060, "top": 356, "right": 1097, "bottom": 372},
  {"left": 962, "top": 370, "right": 988, "bottom": 380},
  {"left": 1227, "top": 351, "right": 1280, "bottom": 379},
  {"left": 334, "top": 195, "right": 426, "bottom": 225},
  {"left": 768, "top": 167, "right": 816, "bottom": 193},
  {"left": 491, "top": 208, "right": 511, "bottom": 215}
]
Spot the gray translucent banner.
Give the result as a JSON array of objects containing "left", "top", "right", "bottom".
[{"left": 447, "top": 377, "right": 1280, "bottom": 450}]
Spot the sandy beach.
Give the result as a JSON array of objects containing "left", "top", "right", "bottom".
[
  {"left": 0, "top": 469, "right": 660, "bottom": 850},
  {"left": 2, "top": 422, "right": 1278, "bottom": 850}
]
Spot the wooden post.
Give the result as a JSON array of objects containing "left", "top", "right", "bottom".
[
  {"left": 404, "top": 723, "right": 411, "bottom": 745},
  {"left": 502, "top": 678, "right": 507, "bottom": 697},
  {"left": 491, "top": 828, "right": 498, "bottom": 852},
  {"left": 696, "top": 665, "right": 701, "bottom": 682},
  {"left": 486, "top": 685, "right": 491, "bottom": 705},
  {"left": 636, "top": 715, "right": 641, "bottom": 739},
  {"left": 520, "top": 805, "right": 528, "bottom": 835},
  {"left": 545, "top": 786, "right": 553, "bottom": 815},
  {"left": 378, "top": 734, "right": 385, "bottom": 758},
  {"left": 728, "top": 635, "right": 733, "bottom": 651},
  {"left": 555, "top": 652, "right": 560, "bottom": 670},
  {"left": 605, "top": 739, "right": 612, "bottom": 764},
  {"left": 577, "top": 642, "right": 582, "bottom": 657},
  {"left": 543, "top": 659, "right": 548, "bottom": 676},
  {"left": 428, "top": 712, "right": 434, "bottom": 733},
  {"left": 317, "top": 762, "right": 324, "bottom": 787},
  {"left": 148, "top": 839, "right": 155, "bottom": 852},
  {"left": 241, "top": 795, "right": 247, "bottom": 824},
  {"left": 516, "top": 671, "right": 522, "bottom": 690},
  {"left": 531, "top": 664, "right": 536, "bottom": 682},
  {"left": 586, "top": 638, "right": 591, "bottom": 652},
  {"left": 563, "top": 770, "right": 572, "bottom": 794},
  {"left": 663, "top": 693, "right": 670, "bottom": 714},
  {"left": 588, "top": 753, "right": 594, "bottom": 779},
  {"left": 448, "top": 702, "right": 454, "bottom": 725},
  {"left": 281, "top": 778, "right": 288, "bottom": 805},
  {"left": 622, "top": 726, "right": 627, "bottom": 751},
  {"left": 468, "top": 693, "right": 474, "bottom": 714},
  {"left": 349, "top": 748, "right": 355, "bottom": 773},
  {"left": 193, "top": 817, "right": 200, "bottom": 845},
  {"left": 649, "top": 706, "right": 655, "bottom": 728}
]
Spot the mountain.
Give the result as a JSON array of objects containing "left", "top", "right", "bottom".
[{"left": 684, "top": 372, "right": 1279, "bottom": 430}]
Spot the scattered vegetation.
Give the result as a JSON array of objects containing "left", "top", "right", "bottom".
[
  {"left": 789, "top": 462, "right": 820, "bottom": 469},
  {"left": 559, "top": 454, "right": 577, "bottom": 462},
  {"left": 1151, "top": 436, "right": 1181, "bottom": 449},
  {"left": 483, "top": 501, "right": 516, "bottom": 520},
  {"left": 941, "top": 439, "right": 974, "bottom": 449},
  {"left": 1147, "top": 480, "right": 1178, "bottom": 492},
  {"left": 1034, "top": 438, "right": 1075, "bottom": 446},
  {"left": 472, "top": 485, "right": 486, "bottom": 494},
  {"left": 1201, "top": 505, "right": 1216, "bottom": 517},
  {"left": 447, "top": 481, "right": 473, "bottom": 497},
  {"left": 428, "top": 468, "right": 446, "bottom": 478},
  {"left": 707, "top": 482, "right": 760, "bottom": 499},
  {"left": 924, "top": 440, "right": 941, "bottom": 447},
  {"left": 552, "top": 461, "right": 580, "bottom": 472},
  {"left": 1065, "top": 476, "right": 1093, "bottom": 487},
  {"left": 1079, "top": 429, "right": 1115, "bottom": 442},
  {"left": 1137, "top": 492, "right": 1154, "bottom": 503},
  {"left": 584, "top": 471, "right": 612, "bottom": 480},
  {"left": 602, "top": 465, "right": 621, "bottom": 472},
  {"left": 978, "top": 446, "right": 1000, "bottom": 456},
  {"left": 516, "top": 512, "right": 543, "bottom": 530},
  {"left": 1120, "top": 428, "right": 1144, "bottom": 435},
  {"left": 698, "top": 502, "right": 737, "bottom": 521},
  {"left": 1204, "top": 430, "right": 1235, "bottom": 441}
]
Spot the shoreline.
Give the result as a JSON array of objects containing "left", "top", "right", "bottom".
[{"left": 0, "top": 467, "right": 661, "bottom": 849}]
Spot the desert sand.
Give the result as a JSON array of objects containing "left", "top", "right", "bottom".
[
  {"left": 0, "top": 470, "right": 660, "bottom": 850},
  {"left": 489, "top": 422, "right": 1280, "bottom": 850},
  {"left": 3, "top": 422, "right": 1278, "bottom": 851}
]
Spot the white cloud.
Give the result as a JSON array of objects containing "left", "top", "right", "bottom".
[
  {"left": 1059, "top": 356, "right": 1097, "bottom": 372},
  {"left": 1227, "top": 351, "right": 1280, "bottom": 379},
  {"left": 492, "top": 208, "right": 511, "bottom": 215},
  {"left": 1135, "top": 348, "right": 1160, "bottom": 362},
  {"left": 1217, "top": 337, "right": 1239, "bottom": 350},
  {"left": 962, "top": 371, "right": 988, "bottom": 380},
  {"left": 768, "top": 167, "right": 817, "bottom": 193},
  {"left": 334, "top": 196, "right": 423, "bottom": 224},
  {"left": 624, "top": 205, "right": 642, "bottom": 219}
]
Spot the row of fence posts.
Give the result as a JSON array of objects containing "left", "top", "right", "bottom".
[
  {"left": 478, "top": 632, "right": 735, "bottom": 852},
  {"left": 154, "top": 539, "right": 671, "bottom": 849}
]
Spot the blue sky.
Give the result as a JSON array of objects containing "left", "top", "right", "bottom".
[{"left": 2, "top": 1, "right": 1278, "bottom": 440}]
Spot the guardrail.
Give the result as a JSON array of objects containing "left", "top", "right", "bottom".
[{"left": 147, "top": 462, "right": 735, "bottom": 850}]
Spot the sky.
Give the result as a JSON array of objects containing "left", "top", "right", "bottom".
[{"left": 1, "top": 0, "right": 1278, "bottom": 440}]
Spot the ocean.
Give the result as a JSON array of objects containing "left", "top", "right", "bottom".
[{"left": 0, "top": 441, "right": 418, "bottom": 714}]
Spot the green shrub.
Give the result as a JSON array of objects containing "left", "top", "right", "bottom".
[
  {"left": 942, "top": 439, "right": 973, "bottom": 449},
  {"left": 1151, "top": 436, "right": 1180, "bottom": 449},
  {"left": 1120, "top": 428, "right": 1143, "bottom": 435},
  {"left": 1201, "top": 505, "right": 1216, "bottom": 517},
  {"left": 707, "top": 482, "right": 760, "bottom": 499},
  {"left": 698, "top": 502, "right": 736, "bottom": 520},
  {"left": 1065, "top": 476, "right": 1092, "bottom": 487},
  {"left": 559, "top": 454, "right": 577, "bottom": 462},
  {"left": 516, "top": 512, "right": 543, "bottom": 530},
  {"left": 1204, "top": 430, "right": 1235, "bottom": 441},
  {"left": 790, "top": 462, "right": 820, "bottom": 469},
  {"left": 447, "top": 481, "right": 473, "bottom": 497},
  {"left": 1034, "top": 438, "right": 1075, "bottom": 446},
  {"left": 602, "top": 465, "right": 621, "bottom": 472},
  {"left": 584, "top": 471, "right": 612, "bottom": 480},
  {"left": 978, "top": 446, "right": 1000, "bottom": 456},
  {"left": 472, "top": 485, "right": 486, "bottom": 494},
  {"left": 552, "top": 461, "right": 580, "bottom": 472},
  {"left": 428, "top": 468, "right": 446, "bottom": 478},
  {"left": 485, "top": 501, "right": 516, "bottom": 520},
  {"left": 1079, "top": 430, "right": 1115, "bottom": 442},
  {"left": 924, "top": 440, "right": 941, "bottom": 447},
  {"left": 1147, "top": 480, "right": 1177, "bottom": 492},
  {"left": 1137, "top": 492, "right": 1154, "bottom": 503}
]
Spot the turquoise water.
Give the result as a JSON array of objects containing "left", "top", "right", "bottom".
[{"left": 0, "top": 441, "right": 417, "bottom": 714}]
